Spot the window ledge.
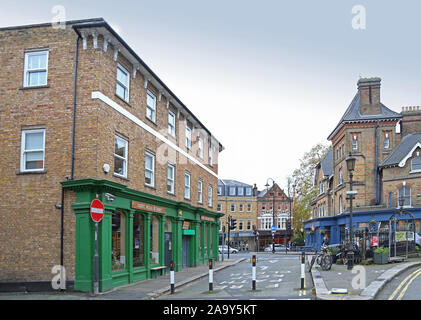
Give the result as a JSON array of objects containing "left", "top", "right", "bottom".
[
  {"left": 146, "top": 117, "right": 158, "bottom": 127},
  {"left": 145, "top": 184, "right": 156, "bottom": 190},
  {"left": 16, "top": 170, "right": 47, "bottom": 175},
  {"left": 409, "top": 170, "right": 421, "bottom": 174},
  {"left": 113, "top": 173, "right": 129, "bottom": 181},
  {"left": 19, "top": 85, "right": 50, "bottom": 90}
]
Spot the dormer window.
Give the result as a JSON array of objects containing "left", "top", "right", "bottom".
[{"left": 411, "top": 153, "right": 421, "bottom": 172}]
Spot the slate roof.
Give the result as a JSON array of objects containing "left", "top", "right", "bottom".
[
  {"left": 327, "top": 93, "right": 402, "bottom": 140},
  {"left": 380, "top": 134, "right": 421, "bottom": 168},
  {"left": 320, "top": 149, "right": 334, "bottom": 177},
  {"left": 218, "top": 179, "right": 253, "bottom": 187}
]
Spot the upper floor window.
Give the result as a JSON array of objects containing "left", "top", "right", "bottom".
[
  {"left": 114, "top": 135, "right": 128, "bottom": 178},
  {"left": 247, "top": 220, "right": 252, "bottom": 231},
  {"left": 217, "top": 186, "right": 223, "bottom": 195},
  {"left": 21, "top": 129, "right": 45, "bottom": 172},
  {"left": 198, "top": 179, "right": 203, "bottom": 203},
  {"left": 116, "top": 64, "right": 130, "bottom": 102},
  {"left": 384, "top": 132, "right": 390, "bottom": 149},
  {"left": 411, "top": 154, "right": 421, "bottom": 172},
  {"left": 230, "top": 204, "right": 236, "bottom": 212},
  {"left": 246, "top": 188, "right": 252, "bottom": 196},
  {"left": 238, "top": 221, "right": 244, "bottom": 231},
  {"left": 167, "top": 163, "right": 175, "bottom": 194},
  {"left": 208, "top": 185, "right": 213, "bottom": 207},
  {"left": 229, "top": 187, "right": 236, "bottom": 196},
  {"left": 146, "top": 91, "right": 156, "bottom": 123},
  {"left": 238, "top": 188, "right": 244, "bottom": 196},
  {"left": 145, "top": 151, "right": 155, "bottom": 187},
  {"left": 217, "top": 203, "right": 222, "bottom": 212},
  {"left": 184, "top": 172, "right": 191, "bottom": 199},
  {"left": 24, "top": 50, "right": 48, "bottom": 87},
  {"left": 352, "top": 134, "right": 358, "bottom": 151},
  {"left": 239, "top": 204, "right": 244, "bottom": 212},
  {"left": 185, "top": 126, "right": 192, "bottom": 150},
  {"left": 338, "top": 167, "right": 343, "bottom": 185},
  {"left": 398, "top": 185, "right": 411, "bottom": 207},
  {"left": 247, "top": 203, "right": 252, "bottom": 212},
  {"left": 168, "top": 111, "right": 176, "bottom": 137},
  {"left": 339, "top": 196, "right": 343, "bottom": 214}
]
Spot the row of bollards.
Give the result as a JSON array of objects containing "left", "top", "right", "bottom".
[{"left": 169, "top": 252, "right": 306, "bottom": 294}]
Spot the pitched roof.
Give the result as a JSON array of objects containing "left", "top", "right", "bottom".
[
  {"left": 380, "top": 134, "right": 421, "bottom": 168},
  {"left": 320, "top": 149, "right": 334, "bottom": 177},
  {"left": 327, "top": 93, "right": 401, "bottom": 140}
]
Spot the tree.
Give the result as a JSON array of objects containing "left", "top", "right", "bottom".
[{"left": 289, "top": 142, "right": 330, "bottom": 239}]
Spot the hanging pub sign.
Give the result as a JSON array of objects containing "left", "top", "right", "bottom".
[
  {"left": 131, "top": 201, "right": 166, "bottom": 214},
  {"left": 182, "top": 221, "right": 190, "bottom": 230}
]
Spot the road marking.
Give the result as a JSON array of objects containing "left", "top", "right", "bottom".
[
  {"left": 388, "top": 268, "right": 421, "bottom": 300},
  {"left": 396, "top": 269, "right": 421, "bottom": 300},
  {"left": 266, "top": 284, "right": 279, "bottom": 288},
  {"left": 229, "top": 285, "right": 244, "bottom": 289}
]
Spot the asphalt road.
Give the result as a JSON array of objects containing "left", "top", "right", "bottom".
[
  {"left": 155, "top": 252, "right": 314, "bottom": 300},
  {"left": 376, "top": 265, "right": 421, "bottom": 300}
]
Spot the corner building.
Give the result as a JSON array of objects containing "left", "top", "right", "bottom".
[{"left": 0, "top": 18, "right": 224, "bottom": 292}]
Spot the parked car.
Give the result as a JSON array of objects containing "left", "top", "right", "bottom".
[
  {"left": 415, "top": 233, "right": 421, "bottom": 247},
  {"left": 218, "top": 245, "right": 238, "bottom": 254},
  {"left": 264, "top": 244, "right": 289, "bottom": 252}
]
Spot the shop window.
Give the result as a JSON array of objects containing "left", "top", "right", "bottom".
[
  {"left": 133, "top": 214, "right": 144, "bottom": 268},
  {"left": 112, "top": 211, "right": 126, "bottom": 271},
  {"left": 165, "top": 217, "right": 172, "bottom": 233},
  {"left": 150, "top": 215, "right": 160, "bottom": 265}
]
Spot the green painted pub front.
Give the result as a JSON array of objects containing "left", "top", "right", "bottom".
[{"left": 62, "top": 179, "right": 222, "bottom": 292}]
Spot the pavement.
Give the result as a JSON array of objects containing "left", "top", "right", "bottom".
[
  {"left": 0, "top": 257, "right": 246, "bottom": 300},
  {"left": 309, "top": 255, "right": 421, "bottom": 300}
]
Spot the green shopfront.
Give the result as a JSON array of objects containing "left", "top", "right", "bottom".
[{"left": 62, "top": 179, "right": 222, "bottom": 293}]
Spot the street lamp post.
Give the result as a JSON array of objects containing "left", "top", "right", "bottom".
[
  {"left": 265, "top": 178, "right": 276, "bottom": 254},
  {"left": 346, "top": 152, "right": 356, "bottom": 270}
]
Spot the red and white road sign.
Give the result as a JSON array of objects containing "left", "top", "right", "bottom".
[
  {"left": 371, "top": 236, "right": 378, "bottom": 247},
  {"left": 90, "top": 199, "right": 104, "bottom": 223}
]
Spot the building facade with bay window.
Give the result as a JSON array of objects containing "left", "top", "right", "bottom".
[{"left": 0, "top": 19, "right": 223, "bottom": 292}]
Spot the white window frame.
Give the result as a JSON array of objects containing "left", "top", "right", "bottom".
[
  {"left": 338, "top": 168, "right": 343, "bottom": 185},
  {"left": 352, "top": 135, "right": 358, "bottom": 151},
  {"left": 384, "top": 133, "right": 390, "bottom": 149},
  {"left": 238, "top": 220, "right": 244, "bottom": 231},
  {"left": 146, "top": 90, "right": 157, "bottom": 123},
  {"left": 247, "top": 203, "right": 252, "bottom": 212},
  {"left": 168, "top": 110, "right": 176, "bottom": 137},
  {"left": 145, "top": 151, "right": 155, "bottom": 187},
  {"left": 217, "top": 186, "right": 223, "bottom": 195},
  {"left": 198, "top": 179, "right": 203, "bottom": 203},
  {"left": 116, "top": 63, "right": 130, "bottom": 102},
  {"left": 230, "top": 204, "right": 236, "bottom": 212},
  {"left": 398, "top": 186, "right": 411, "bottom": 208},
  {"left": 23, "top": 50, "right": 49, "bottom": 87},
  {"left": 184, "top": 172, "right": 191, "bottom": 199},
  {"left": 208, "top": 185, "right": 213, "bottom": 207},
  {"left": 247, "top": 220, "right": 252, "bottom": 231},
  {"left": 217, "top": 203, "right": 222, "bottom": 212},
  {"left": 167, "top": 163, "right": 175, "bottom": 194},
  {"left": 114, "top": 135, "right": 128, "bottom": 178},
  {"left": 239, "top": 204, "right": 244, "bottom": 212},
  {"left": 229, "top": 187, "right": 236, "bottom": 196},
  {"left": 238, "top": 188, "right": 244, "bottom": 196},
  {"left": 246, "top": 188, "right": 252, "bottom": 196},
  {"left": 185, "top": 126, "right": 192, "bottom": 150},
  {"left": 21, "top": 128, "right": 46, "bottom": 172}
]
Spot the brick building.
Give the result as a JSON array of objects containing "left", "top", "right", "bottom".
[
  {"left": 0, "top": 18, "right": 224, "bottom": 292},
  {"left": 257, "top": 183, "right": 293, "bottom": 250},
  {"left": 217, "top": 180, "right": 258, "bottom": 251},
  {"left": 306, "top": 77, "right": 421, "bottom": 248}
]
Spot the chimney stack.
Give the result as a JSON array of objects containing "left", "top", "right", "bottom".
[
  {"left": 253, "top": 184, "right": 258, "bottom": 196},
  {"left": 358, "top": 77, "right": 382, "bottom": 115}
]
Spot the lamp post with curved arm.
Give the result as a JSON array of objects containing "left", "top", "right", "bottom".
[{"left": 265, "top": 178, "right": 276, "bottom": 254}]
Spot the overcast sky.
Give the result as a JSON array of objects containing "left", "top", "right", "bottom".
[{"left": 2, "top": 0, "right": 421, "bottom": 191}]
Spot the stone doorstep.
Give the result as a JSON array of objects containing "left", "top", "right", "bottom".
[{"left": 312, "top": 260, "right": 421, "bottom": 300}]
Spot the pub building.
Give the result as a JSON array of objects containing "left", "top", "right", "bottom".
[{"left": 63, "top": 179, "right": 221, "bottom": 292}]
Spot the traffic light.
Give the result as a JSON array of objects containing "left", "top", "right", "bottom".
[
  {"left": 230, "top": 218, "right": 237, "bottom": 230},
  {"left": 286, "top": 220, "right": 292, "bottom": 230}
]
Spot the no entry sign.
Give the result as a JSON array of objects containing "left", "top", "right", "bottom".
[{"left": 90, "top": 199, "right": 104, "bottom": 223}]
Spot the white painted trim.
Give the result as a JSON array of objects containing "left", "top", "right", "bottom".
[
  {"left": 91, "top": 91, "right": 218, "bottom": 178},
  {"left": 399, "top": 142, "right": 421, "bottom": 167}
]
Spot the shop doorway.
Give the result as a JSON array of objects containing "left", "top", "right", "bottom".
[
  {"left": 182, "top": 235, "right": 189, "bottom": 268},
  {"left": 164, "top": 232, "right": 172, "bottom": 270}
]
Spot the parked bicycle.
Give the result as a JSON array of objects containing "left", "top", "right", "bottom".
[{"left": 309, "top": 243, "right": 332, "bottom": 271}]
